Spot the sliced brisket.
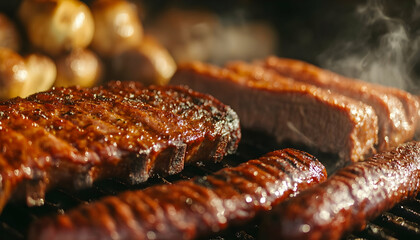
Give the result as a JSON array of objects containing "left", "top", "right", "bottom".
[
  {"left": 261, "top": 141, "right": 420, "bottom": 240},
  {"left": 171, "top": 61, "right": 378, "bottom": 164},
  {"left": 28, "top": 148, "right": 327, "bottom": 240},
  {"left": 261, "top": 56, "right": 419, "bottom": 150},
  {"left": 0, "top": 81, "right": 241, "bottom": 212}
]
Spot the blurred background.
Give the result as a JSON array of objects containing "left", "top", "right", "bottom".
[{"left": 1, "top": 0, "right": 420, "bottom": 97}]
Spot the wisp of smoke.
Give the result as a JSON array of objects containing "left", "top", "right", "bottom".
[{"left": 318, "top": 0, "right": 420, "bottom": 91}]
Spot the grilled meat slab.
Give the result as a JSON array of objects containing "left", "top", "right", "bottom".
[
  {"left": 262, "top": 141, "right": 420, "bottom": 240},
  {"left": 0, "top": 81, "right": 241, "bottom": 212},
  {"left": 171, "top": 61, "right": 378, "bottom": 164},
  {"left": 28, "top": 149, "right": 327, "bottom": 240},
  {"left": 261, "top": 56, "right": 419, "bottom": 151}
]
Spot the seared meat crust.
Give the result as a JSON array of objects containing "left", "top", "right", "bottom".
[
  {"left": 28, "top": 149, "right": 326, "bottom": 240},
  {"left": 262, "top": 141, "right": 420, "bottom": 240},
  {"left": 0, "top": 81, "right": 241, "bottom": 212}
]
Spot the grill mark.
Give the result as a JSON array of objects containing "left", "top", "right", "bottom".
[
  {"left": 5, "top": 100, "right": 118, "bottom": 156},
  {"left": 99, "top": 99, "right": 191, "bottom": 172},
  {"left": 75, "top": 206, "right": 98, "bottom": 230},
  {"left": 279, "top": 153, "right": 299, "bottom": 170},
  {"left": 221, "top": 169, "right": 267, "bottom": 198},
  {"left": 291, "top": 149, "right": 317, "bottom": 163},
  {"left": 13, "top": 89, "right": 123, "bottom": 133},
  {"left": 331, "top": 175, "right": 358, "bottom": 205},
  {"left": 117, "top": 193, "right": 149, "bottom": 236},
  {"left": 108, "top": 82, "right": 230, "bottom": 138},
  {"left": 29, "top": 148, "right": 326, "bottom": 239},
  {"left": 237, "top": 160, "right": 286, "bottom": 203},
  {"left": 0, "top": 102, "right": 146, "bottom": 192},
  {"left": 0, "top": 110, "right": 84, "bottom": 164},
  {"left": 26, "top": 87, "right": 160, "bottom": 148},
  {"left": 9, "top": 86, "right": 194, "bottom": 179},
  {"left": 28, "top": 149, "right": 326, "bottom": 240},
  {"left": 261, "top": 157, "right": 288, "bottom": 175},
  {"left": 109, "top": 87, "right": 212, "bottom": 164},
  {"left": 203, "top": 175, "right": 242, "bottom": 199},
  {"left": 226, "top": 169, "right": 253, "bottom": 182},
  {"left": 69, "top": 91, "right": 173, "bottom": 170},
  {"left": 144, "top": 184, "right": 201, "bottom": 235},
  {"left": 108, "top": 85, "right": 186, "bottom": 119},
  {"left": 283, "top": 149, "right": 311, "bottom": 168},
  {"left": 73, "top": 102, "right": 162, "bottom": 157},
  {"left": 178, "top": 182, "right": 226, "bottom": 232},
  {"left": 162, "top": 84, "right": 240, "bottom": 157},
  {"left": 93, "top": 201, "right": 123, "bottom": 238},
  {"left": 102, "top": 197, "right": 142, "bottom": 238},
  {"left": 168, "top": 183, "right": 209, "bottom": 207},
  {"left": 0, "top": 81, "right": 241, "bottom": 218},
  {"left": 211, "top": 170, "right": 248, "bottom": 195},
  {"left": 247, "top": 160, "right": 282, "bottom": 180},
  {"left": 235, "top": 163, "right": 276, "bottom": 189},
  {"left": 111, "top": 88, "right": 205, "bottom": 159},
  {"left": 179, "top": 181, "right": 216, "bottom": 206},
  {"left": 105, "top": 83, "right": 234, "bottom": 164},
  {"left": 338, "top": 167, "right": 364, "bottom": 181},
  {"left": 266, "top": 157, "right": 296, "bottom": 178},
  {"left": 121, "top": 192, "right": 164, "bottom": 230},
  {"left": 262, "top": 141, "right": 420, "bottom": 240},
  {"left": 162, "top": 182, "right": 221, "bottom": 232},
  {"left": 4, "top": 102, "right": 133, "bottom": 181},
  {"left": 91, "top": 88, "right": 184, "bottom": 139},
  {"left": 107, "top": 83, "right": 200, "bottom": 124}
]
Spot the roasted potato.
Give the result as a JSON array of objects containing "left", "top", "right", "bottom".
[
  {"left": 0, "top": 48, "right": 57, "bottom": 99},
  {"left": 0, "top": 13, "right": 21, "bottom": 51},
  {"left": 146, "top": 8, "right": 219, "bottom": 63},
  {"left": 23, "top": 53, "right": 56, "bottom": 97},
  {"left": 0, "top": 48, "right": 28, "bottom": 99},
  {"left": 146, "top": 8, "right": 278, "bottom": 64},
  {"left": 111, "top": 35, "right": 176, "bottom": 85},
  {"left": 90, "top": 0, "right": 143, "bottom": 57},
  {"left": 54, "top": 48, "right": 103, "bottom": 88},
  {"left": 18, "top": 0, "right": 94, "bottom": 56}
]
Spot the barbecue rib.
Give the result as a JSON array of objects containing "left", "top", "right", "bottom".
[
  {"left": 261, "top": 141, "right": 420, "bottom": 240},
  {"left": 28, "top": 149, "right": 327, "bottom": 240},
  {"left": 260, "top": 56, "right": 420, "bottom": 150},
  {"left": 0, "top": 81, "right": 241, "bottom": 212},
  {"left": 171, "top": 61, "right": 378, "bottom": 164}
]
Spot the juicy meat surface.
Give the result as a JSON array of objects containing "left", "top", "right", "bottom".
[
  {"left": 171, "top": 61, "right": 378, "bottom": 164},
  {"left": 28, "top": 149, "right": 327, "bottom": 240},
  {"left": 261, "top": 56, "right": 419, "bottom": 151},
  {"left": 261, "top": 141, "right": 420, "bottom": 240},
  {"left": 0, "top": 81, "right": 241, "bottom": 213}
]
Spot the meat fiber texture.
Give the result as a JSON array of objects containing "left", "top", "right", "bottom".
[
  {"left": 260, "top": 56, "right": 420, "bottom": 151},
  {"left": 28, "top": 148, "right": 327, "bottom": 240},
  {"left": 171, "top": 61, "right": 378, "bottom": 165},
  {"left": 0, "top": 81, "right": 241, "bottom": 213},
  {"left": 261, "top": 141, "right": 420, "bottom": 240}
]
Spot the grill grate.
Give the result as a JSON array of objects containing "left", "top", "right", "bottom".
[{"left": 0, "top": 132, "right": 420, "bottom": 240}]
